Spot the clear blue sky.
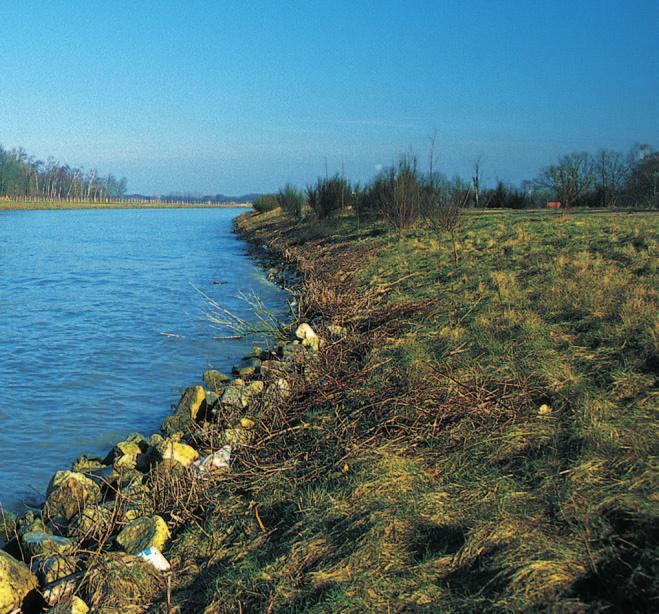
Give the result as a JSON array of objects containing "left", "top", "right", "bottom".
[{"left": 0, "top": 0, "right": 657, "bottom": 194}]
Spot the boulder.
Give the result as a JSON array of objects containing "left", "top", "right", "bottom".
[
  {"left": 295, "top": 323, "right": 320, "bottom": 351},
  {"left": 67, "top": 505, "right": 114, "bottom": 542},
  {"left": 232, "top": 357, "right": 261, "bottom": 378},
  {"left": 44, "top": 472, "right": 101, "bottom": 521},
  {"left": 84, "top": 552, "right": 160, "bottom": 613},
  {"left": 327, "top": 324, "right": 348, "bottom": 339},
  {"left": 203, "top": 370, "right": 230, "bottom": 390},
  {"left": 0, "top": 550, "right": 37, "bottom": 613},
  {"left": 116, "top": 516, "right": 170, "bottom": 555},
  {"left": 161, "top": 385, "right": 206, "bottom": 435},
  {"left": 32, "top": 553, "right": 77, "bottom": 585},
  {"left": 47, "top": 596, "right": 90, "bottom": 613},
  {"left": 159, "top": 440, "right": 199, "bottom": 468},
  {"left": 220, "top": 382, "right": 245, "bottom": 409},
  {"left": 70, "top": 455, "right": 105, "bottom": 474},
  {"left": 21, "top": 531, "right": 74, "bottom": 558}
]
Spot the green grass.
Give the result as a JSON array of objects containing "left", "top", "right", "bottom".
[{"left": 160, "top": 208, "right": 657, "bottom": 613}]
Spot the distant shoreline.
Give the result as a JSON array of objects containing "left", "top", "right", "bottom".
[{"left": 0, "top": 200, "right": 253, "bottom": 211}]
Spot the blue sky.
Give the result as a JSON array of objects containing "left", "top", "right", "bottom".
[{"left": 0, "top": 0, "right": 657, "bottom": 194}]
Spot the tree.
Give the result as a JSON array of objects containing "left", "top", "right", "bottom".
[
  {"left": 594, "top": 149, "right": 628, "bottom": 207},
  {"left": 535, "top": 152, "right": 595, "bottom": 209}
]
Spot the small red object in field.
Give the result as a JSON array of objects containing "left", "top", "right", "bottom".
[{"left": 547, "top": 201, "right": 561, "bottom": 209}]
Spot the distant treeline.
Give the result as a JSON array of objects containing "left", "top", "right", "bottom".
[
  {"left": 255, "top": 143, "right": 658, "bottom": 220},
  {"left": 0, "top": 144, "right": 127, "bottom": 200}
]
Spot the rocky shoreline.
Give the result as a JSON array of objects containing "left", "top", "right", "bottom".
[{"left": 0, "top": 217, "right": 317, "bottom": 613}]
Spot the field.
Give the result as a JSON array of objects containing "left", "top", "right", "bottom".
[{"left": 151, "top": 208, "right": 657, "bottom": 612}]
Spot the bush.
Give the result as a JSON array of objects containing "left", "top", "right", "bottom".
[
  {"left": 306, "top": 175, "right": 352, "bottom": 219},
  {"left": 359, "top": 156, "right": 431, "bottom": 231},
  {"left": 277, "top": 184, "right": 305, "bottom": 220},
  {"left": 252, "top": 194, "right": 280, "bottom": 213}
]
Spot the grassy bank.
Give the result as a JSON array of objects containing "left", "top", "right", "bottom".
[
  {"left": 0, "top": 199, "right": 252, "bottom": 211},
  {"left": 3, "top": 207, "right": 654, "bottom": 612},
  {"left": 154, "top": 208, "right": 656, "bottom": 612}
]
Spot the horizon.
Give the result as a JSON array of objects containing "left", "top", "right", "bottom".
[{"left": 1, "top": 0, "right": 657, "bottom": 195}]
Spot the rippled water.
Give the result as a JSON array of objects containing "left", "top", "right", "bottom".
[{"left": 0, "top": 208, "right": 287, "bottom": 512}]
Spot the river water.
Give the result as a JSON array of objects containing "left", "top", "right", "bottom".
[{"left": 0, "top": 207, "right": 287, "bottom": 512}]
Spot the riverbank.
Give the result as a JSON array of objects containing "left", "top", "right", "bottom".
[
  {"left": 0, "top": 199, "right": 252, "bottom": 211},
  {"left": 1, "top": 207, "right": 656, "bottom": 612}
]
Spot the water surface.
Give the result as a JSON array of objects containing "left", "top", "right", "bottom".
[{"left": 0, "top": 208, "right": 286, "bottom": 511}]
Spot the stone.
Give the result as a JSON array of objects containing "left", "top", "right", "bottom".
[
  {"left": 224, "top": 427, "right": 253, "bottom": 446},
  {"left": 240, "top": 380, "right": 264, "bottom": 407},
  {"left": 116, "top": 516, "right": 170, "bottom": 555},
  {"left": 42, "top": 573, "right": 80, "bottom": 607},
  {"left": 232, "top": 357, "right": 262, "bottom": 378},
  {"left": 295, "top": 323, "right": 319, "bottom": 351},
  {"left": 161, "top": 385, "right": 206, "bottom": 435},
  {"left": 220, "top": 383, "right": 244, "bottom": 408},
  {"left": 84, "top": 552, "right": 160, "bottom": 612},
  {"left": 21, "top": 531, "right": 74, "bottom": 557},
  {"left": 327, "top": 324, "right": 348, "bottom": 338},
  {"left": 193, "top": 445, "right": 232, "bottom": 474},
  {"left": 70, "top": 455, "right": 105, "bottom": 473},
  {"left": 47, "top": 595, "right": 90, "bottom": 613},
  {"left": 32, "top": 554, "right": 77, "bottom": 585},
  {"left": 0, "top": 550, "right": 37, "bottom": 613},
  {"left": 67, "top": 505, "right": 114, "bottom": 542},
  {"left": 44, "top": 471, "right": 101, "bottom": 521},
  {"left": 159, "top": 440, "right": 199, "bottom": 468},
  {"left": 203, "top": 370, "right": 230, "bottom": 390},
  {"left": 240, "top": 417, "right": 255, "bottom": 429}
]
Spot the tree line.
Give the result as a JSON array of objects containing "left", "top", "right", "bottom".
[
  {"left": 255, "top": 143, "right": 658, "bottom": 220},
  {"left": 0, "top": 144, "right": 127, "bottom": 201}
]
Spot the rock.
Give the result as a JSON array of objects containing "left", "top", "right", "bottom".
[
  {"left": 295, "top": 323, "right": 319, "bottom": 351},
  {"left": 44, "top": 472, "right": 101, "bottom": 521},
  {"left": 538, "top": 403, "right": 552, "bottom": 415},
  {"left": 240, "top": 417, "right": 255, "bottom": 429},
  {"left": 21, "top": 531, "right": 74, "bottom": 557},
  {"left": 327, "top": 324, "right": 348, "bottom": 338},
  {"left": 161, "top": 385, "right": 206, "bottom": 435},
  {"left": 116, "top": 516, "right": 170, "bottom": 555},
  {"left": 0, "top": 550, "right": 37, "bottom": 613},
  {"left": 42, "top": 573, "right": 81, "bottom": 607},
  {"left": 193, "top": 445, "right": 232, "bottom": 475},
  {"left": 203, "top": 370, "right": 230, "bottom": 390},
  {"left": 240, "top": 380, "right": 264, "bottom": 407},
  {"left": 220, "top": 383, "right": 244, "bottom": 409},
  {"left": 47, "top": 595, "right": 90, "bottom": 613},
  {"left": 32, "top": 553, "right": 77, "bottom": 585},
  {"left": 67, "top": 505, "right": 114, "bottom": 542},
  {"left": 108, "top": 440, "right": 143, "bottom": 470},
  {"left": 232, "top": 357, "right": 261, "bottom": 378},
  {"left": 282, "top": 341, "right": 306, "bottom": 361},
  {"left": 159, "top": 440, "right": 199, "bottom": 468},
  {"left": 223, "top": 427, "right": 253, "bottom": 446},
  {"left": 136, "top": 546, "right": 170, "bottom": 572},
  {"left": 70, "top": 455, "right": 105, "bottom": 473},
  {"left": 84, "top": 552, "right": 160, "bottom": 613}
]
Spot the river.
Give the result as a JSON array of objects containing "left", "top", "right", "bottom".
[{"left": 0, "top": 207, "right": 286, "bottom": 512}]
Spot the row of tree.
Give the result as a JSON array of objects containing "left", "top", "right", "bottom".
[
  {"left": 0, "top": 145, "right": 127, "bottom": 200},
  {"left": 257, "top": 143, "right": 657, "bottom": 222}
]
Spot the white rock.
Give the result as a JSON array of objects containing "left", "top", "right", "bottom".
[
  {"left": 136, "top": 546, "right": 171, "bottom": 572},
  {"left": 193, "top": 445, "right": 232, "bottom": 474}
]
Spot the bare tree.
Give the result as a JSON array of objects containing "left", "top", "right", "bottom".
[
  {"left": 594, "top": 149, "right": 628, "bottom": 207},
  {"left": 471, "top": 157, "right": 482, "bottom": 208},
  {"left": 535, "top": 152, "right": 595, "bottom": 210}
]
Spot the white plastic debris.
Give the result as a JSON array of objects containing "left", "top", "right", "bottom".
[
  {"left": 137, "top": 546, "right": 171, "bottom": 572},
  {"left": 193, "top": 444, "right": 232, "bottom": 474}
]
